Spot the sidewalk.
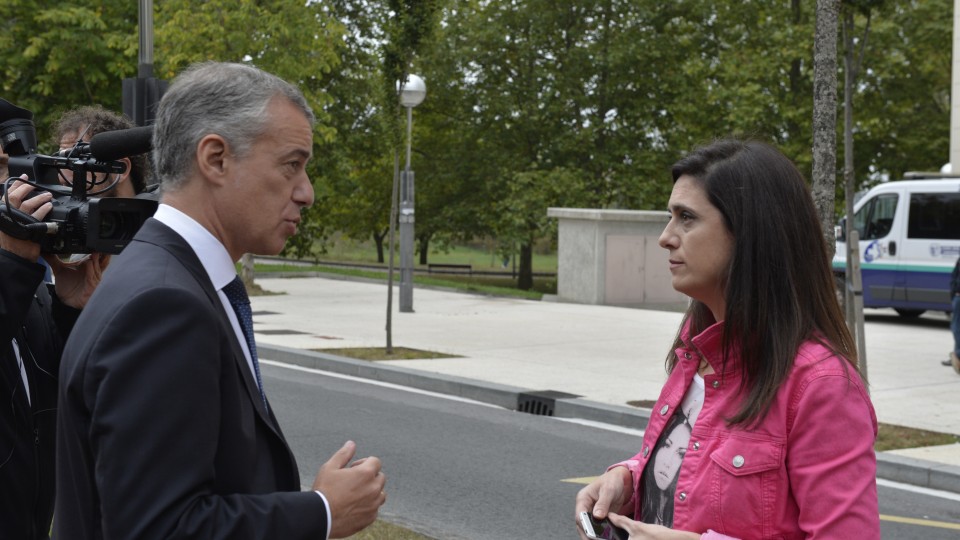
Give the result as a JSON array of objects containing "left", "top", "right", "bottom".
[{"left": 250, "top": 274, "right": 960, "bottom": 493}]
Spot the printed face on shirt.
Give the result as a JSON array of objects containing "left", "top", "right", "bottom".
[
  {"left": 652, "top": 421, "right": 691, "bottom": 491},
  {"left": 658, "top": 174, "right": 734, "bottom": 320}
]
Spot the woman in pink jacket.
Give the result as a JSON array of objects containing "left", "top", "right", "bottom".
[{"left": 575, "top": 139, "right": 879, "bottom": 540}]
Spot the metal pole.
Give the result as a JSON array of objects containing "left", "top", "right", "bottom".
[
  {"left": 951, "top": 0, "right": 960, "bottom": 168},
  {"left": 848, "top": 231, "right": 869, "bottom": 392},
  {"left": 138, "top": 0, "right": 154, "bottom": 78},
  {"left": 406, "top": 106, "right": 413, "bottom": 170},
  {"left": 399, "top": 106, "right": 415, "bottom": 313}
]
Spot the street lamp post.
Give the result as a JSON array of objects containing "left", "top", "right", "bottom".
[{"left": 398, "top": 74, "right": 426, "bottom": 313}]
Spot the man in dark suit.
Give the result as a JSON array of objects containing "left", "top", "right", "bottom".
[{"left": 55, "top": 62, "right": 386, "bottom": 539}]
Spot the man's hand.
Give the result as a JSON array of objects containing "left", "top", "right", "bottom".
[
  {"left": 575, "top": 466, "right": 632, "bottom": 540},
  {"left": 46, "top": 252, "right": 110, "bottom": 309},
  {"left": 313, "top": 441, "right": 387, "bottom": 538},
  {"left": 0, "top": 177, "right": 52, "bottom": 262}
]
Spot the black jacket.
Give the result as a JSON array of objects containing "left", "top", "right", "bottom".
[{"left": 0, "top": 250, "right": 78, "bottom": 540}]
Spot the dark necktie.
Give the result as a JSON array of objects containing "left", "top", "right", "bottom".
[{"left": 222, "top": 276, "right": 268, "bottom": 410}]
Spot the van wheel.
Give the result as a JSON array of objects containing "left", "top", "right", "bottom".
[{"left": 894, "top": 308, "right": 925, "bottom": 318}]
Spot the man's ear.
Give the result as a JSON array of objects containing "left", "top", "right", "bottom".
[
  {"left": 118, "top": 157, "right": 132, "bottom": 183},
  {"left": 195, "top": 134, "right": 230, "bottom": 187}
]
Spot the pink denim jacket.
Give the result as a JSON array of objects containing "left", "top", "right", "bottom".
[{"left": 613, "top": 321, "right": 879, "bottom": 539}]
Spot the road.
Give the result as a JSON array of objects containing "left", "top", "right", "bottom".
[{"left": 262, "top": 362, "right": 960, "bottom": 539}]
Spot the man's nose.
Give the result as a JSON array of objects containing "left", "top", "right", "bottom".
[{"left": 295, "top": 175, "right": 314, "bottom": 208}]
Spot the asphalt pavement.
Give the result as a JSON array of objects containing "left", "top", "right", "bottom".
[{"left": 250, "top": 273, "right": 960, "bottom": 495}]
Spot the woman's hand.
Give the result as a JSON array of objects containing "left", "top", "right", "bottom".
[
  {"left": 575, "top": 466, "right": 632, "bottom": 539},
  {"left": 608, "top": 512, "right": 702, "bottom": 540}
]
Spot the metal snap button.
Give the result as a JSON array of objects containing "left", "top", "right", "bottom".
[
  {"left": 732, "top": 455, "right": 745, "bottom": 468},
  {"left": 684, "top": 352, "right": 691, "bottom": 359},
  {"left": 693, "top": 442, "right": 700, "bottom": 450},
  {"left": 642, "top": 446, "right": 649, "bottom": 457},
  {"left": 660, "top": 405, "right": 669, "bottom": 415},
  {"left": 678, "top": 492, "right": 687, "bottom": 501},
  {"left": 712, "top": 380, "right": 720, "bottom": 389}
]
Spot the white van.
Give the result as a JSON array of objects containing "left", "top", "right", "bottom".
[{"left": 833, "top": 174, "right": 960, "bottom": 317}]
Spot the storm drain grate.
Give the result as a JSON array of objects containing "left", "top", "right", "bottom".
[{"left": 516, "top": 390, "right": 580, "bottom": 416}]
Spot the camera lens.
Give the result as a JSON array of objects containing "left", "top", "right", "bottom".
[{"left": 99, "top": 211, "right": 120, "bottom": 239}]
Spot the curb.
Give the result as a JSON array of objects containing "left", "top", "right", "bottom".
[{"left": 260, "top": 343, "right": 960, "bottom": 496}]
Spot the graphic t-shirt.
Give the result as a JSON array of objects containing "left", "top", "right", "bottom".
[{"left": 639, "top": 373, "right": 705, "bottom": 526}]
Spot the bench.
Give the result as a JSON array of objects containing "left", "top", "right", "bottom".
[{"left": 427, "top": 263, "right": 473, "bottom": 275}]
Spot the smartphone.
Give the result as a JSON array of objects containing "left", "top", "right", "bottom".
[{"left": 579, "top": 511, "right": 629, "bottom": 540}]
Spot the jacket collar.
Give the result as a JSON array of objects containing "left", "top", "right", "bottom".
[{"left": 680, "top": 318, "right": 743, "bottom": 376}]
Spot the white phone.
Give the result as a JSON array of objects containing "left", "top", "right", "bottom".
[{"left": 579, "top": 511, "right": 628, "bottom": 540}]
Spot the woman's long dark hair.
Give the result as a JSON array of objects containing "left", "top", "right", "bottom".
[{"left": 666, "top": 139, "right": 859, "bottom": 427}]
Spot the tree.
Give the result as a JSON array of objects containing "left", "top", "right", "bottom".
[
  {"left": 812, "top": 0, "right": 840, "bottom": 257},
  {"left": 849, "top": 0, "right": 952, "bottom": 182},
  {"left": 153, "top": 0, "right": 344, "bottom": 263},
  {"left": 0, "top": 0, "right": 139, "bottom": 145},
  {"left": 494, "top": 168, "right": 588, "bottom": 289}
]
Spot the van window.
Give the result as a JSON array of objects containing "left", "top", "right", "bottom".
[
  {"left": 907, "top": 192, "right": 960, "bottom": 240},
  {"left": 854, "top": 194, "right": 898, "bottom": 240}
]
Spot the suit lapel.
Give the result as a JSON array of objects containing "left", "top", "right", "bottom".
[{"left": 133, "top": 220, "right": 285, "bottom": 435}]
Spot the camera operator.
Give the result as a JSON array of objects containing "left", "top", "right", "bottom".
[
  {"left": 54, "top": 105, "right": 149, "bottom": 199},
  {"left": 0, "top": 106, "right": 148, "bottom": 540}
]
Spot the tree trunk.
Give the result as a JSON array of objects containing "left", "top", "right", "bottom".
[
  {"left": 386, "top": 152, "right": 400, "bottom": 353},
  {"left": 812, "top": 0, "right": 840, "bottom": 259},
  {"left": 842, "top": 9, "right": 856, "bottom": 312},
  {"left": 418, "top": 233, "right": 430, "bottom": 265},
  {"left": 240, "top": 253, "right": 255, "bottom": 290},
  {"left": 373, "top": 229, "right": 387, "bottom": 263},
  {"left": 517, "top": 242, "right": 534, "bottom": 290}
]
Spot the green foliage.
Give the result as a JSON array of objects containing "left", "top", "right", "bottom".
[
  {"left": 154, "top": 0, "right": 342, "bottom": 140},
  {"left": 0, "top": 0, "right": 139, "bottom": 141},
  {"left": 153, "top": 0, "right": 345, "bottom": 257},
  {"left": 493, "top": 168, "right": 588, "bottom": 248},
  {"left": 851, "top": 0, "right": 951, "bottom": 183},
  {"left": 0, "top": 0, "right": 953, "bottom": 266}
]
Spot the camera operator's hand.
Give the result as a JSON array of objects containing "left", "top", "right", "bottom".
[
  {"left": 0, "top": 176, "right": 53, "bottom": 263},
  {"left": 45, "top": 252, "right": 110, "bottom": 309}
]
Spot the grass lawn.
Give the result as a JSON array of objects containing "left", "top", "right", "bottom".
[
  {"left": 875, "top": 423, "right": 960, "bottom": 452},
  {"left": 253, "top": 263, "right": 557, "bottom": 299},
  {"left": 347, "top": 520, "right": 432, "bottom": 539},
  {"left": 315, "top": 236, "right": 558, "bottom": 273}
]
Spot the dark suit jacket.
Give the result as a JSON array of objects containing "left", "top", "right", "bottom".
[
  {"left": 0, "top": 251, "right": 78, "bottom": 540},
  {"left": 55, "top": 219, "right": 326, "bottom": 539}
]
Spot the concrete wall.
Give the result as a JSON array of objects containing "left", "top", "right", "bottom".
[{"left": 547, "top": 208, "right": 688, "bottom": 310}]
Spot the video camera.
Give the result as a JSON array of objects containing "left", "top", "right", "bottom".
[{"left": 0, "top": 98, "right": 157, "bottom": 255}]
